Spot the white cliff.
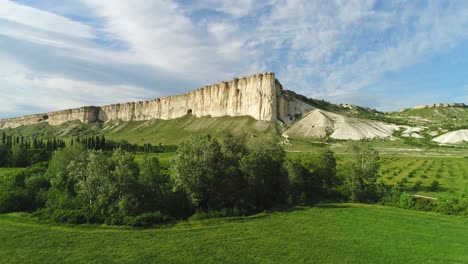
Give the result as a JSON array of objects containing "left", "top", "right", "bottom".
[{"left": 0, "top": 73, "right": 309, "bottom": 129}]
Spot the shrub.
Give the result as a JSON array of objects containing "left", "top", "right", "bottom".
[
  {"left": 380, "top": 185, "right": 402, "bottom": 206},
  {"left": 412, "top": 198, "right": 435, "bottom": 212},
  {"left": 124, "top": 212, "right": 169, "bottom": 227},
  {"left": 399, "top": 192, "right": 414, "bottom": 209}
]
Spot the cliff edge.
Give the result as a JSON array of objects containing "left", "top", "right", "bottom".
[{"left": 0, "top": 73, "right": 312, "bottom": 129}]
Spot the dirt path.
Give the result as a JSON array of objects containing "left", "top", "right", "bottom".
[{"left": 413, "top": 194, "right": 437, "bottom": 200}]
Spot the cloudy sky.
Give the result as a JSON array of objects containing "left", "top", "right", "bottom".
[{"left": 1, "top": 0, "right": 467, "bottom": 118}]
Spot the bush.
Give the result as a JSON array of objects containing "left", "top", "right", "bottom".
[
  {"left": 412, "top": 198, "right": 435, "bottom": 212},
  {"left": 380, "top": 185, "right": 402, "bottom": 206},
  {"left": 124, "top": 212, "right": 169, "bottom": 227},
  {"left": 0, "top": 163, "right": 49, "bottom": 213},
  {"left": 434, "top": 191, "right": 468, "bottom": 216},
  {"left": 399, "top": 192, "right": 414, "bottom": 209}
]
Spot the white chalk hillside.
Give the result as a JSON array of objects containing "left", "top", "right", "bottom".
[
  {"left": 284, "top": 109, "right": 399, "bottom": 140},
  {"left": 432, "top": 129, "right": 468, "bottom": 144}
]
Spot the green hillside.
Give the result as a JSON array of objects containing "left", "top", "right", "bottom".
[
  {"left": 388, "top": 105, "right": 468, "bottom": 129},
  {"left": 0, "top": 204, "right": 466, "bottom": 263},
  {"left": 0, "top": 115, "right": 281, "bottom": 145}
]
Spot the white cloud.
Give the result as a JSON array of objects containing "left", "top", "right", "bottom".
[
  {"left": 1, "top": 0, "right": 468, "bottom": 118},
  {"left": 81, "top": 0, "right": 261, "bottom": 83},
  {"left": 0, "top": 0, "right": 93, "bottom": 39},
  {"left": 0, "top": 53, "right": 155, "bottom": 117}
]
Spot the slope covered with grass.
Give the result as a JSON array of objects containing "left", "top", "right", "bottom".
[
  {"left": 0, "top": 204, "right": 467, "bottom": 263},
  {"left": 0, "top": 115, "right": 281, "bottom": 145},
  {"left": 388, "top": 105, "right": 468, "bottom": 130}
]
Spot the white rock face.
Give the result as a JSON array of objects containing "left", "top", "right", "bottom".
[
  {"left": 285, "top": 109, "right": 399, "bottom": 140},
  {"left": 0, "top": 73, "right": 310, "bottom": 129},
  {"left": 401, "top": 126, "right": 425, "bottom": 138},
  {"left": 277, "top": 94, "right": 315, "bottom": 124},
  {"left": 432, "top": 129, "right": 468, "bottom": 144}
]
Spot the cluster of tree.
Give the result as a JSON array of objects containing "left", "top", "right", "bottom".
[
  {"left": 171, "top": 134, "right": 291, "bottom": 213},
  {"left": 71, "top": 135, "right": 177, "bottom": 153},
  {"left": 0, "top": 134, "right": 387, "bottom": 226},
  {"left": 286, "top": 149, "right": 339, "bottom": 204},
  {"left": 2, "top": 131, "right": 466, "bottom": 227},
  {"left": 38, "top": 145, "right": 191, "bottom": 226},
  {"left": 0, "top": 132, "right": 66, "bottom": 167},
  {"left": 0, "top": 163, "right": 49, "bottom": 213}
]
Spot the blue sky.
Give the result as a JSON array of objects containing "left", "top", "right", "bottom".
[{"left": 0, "top": 0, "right": 467, "bottom": 118}]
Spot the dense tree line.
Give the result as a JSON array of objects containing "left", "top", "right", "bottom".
[
  {"left": 72, "top": 135, "right": 177, "bottom": 153},
  {"left": 1, "top": 133, "right": 466, "bottom": 227},
  {"left": 0, "top": 132, "right": 65, "bottom": 167}
]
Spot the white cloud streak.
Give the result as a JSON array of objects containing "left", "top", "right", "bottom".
[{"left": 0, "top": 0, "right": 94, "bottom": 39}]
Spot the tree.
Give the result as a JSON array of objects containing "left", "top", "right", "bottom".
[
  {"left": 10, "top": 144, "right": 29, "bottom": 167},
  {"left": 342, "top": 141, "right": 381, "bottom": 203},
  {"left": 314, "top": 148, "right": 338, "bottom": 191},
  {"left": 171, "top": 134, "right": 225, "bottom": 210},
  {"left": 0, "top": 144, "right": 10, "bottom": 167},
  {"left": 46, "top": 144, "right": 87, "bottom": 197},
  {"left": 110, "top": 149, "right": 140, "bottom": 216},
  {"left": 286, "top": 149, "right": 337, "bottom": 204},
  {"left": 138, "top": 155, "right": 170, "bottom": 212},
  {"left": 240, "top": 137, "right": 288, "bottom": 210},
  {"left": 220, "top": 133, "right": 249, "bottom": 209}
]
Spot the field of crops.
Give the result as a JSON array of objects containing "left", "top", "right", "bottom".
[{"left": 379, "top": 156, "right": 468, "bottom": 196}]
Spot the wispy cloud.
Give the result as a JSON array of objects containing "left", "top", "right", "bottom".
[{"left": 0, "top": 0, "right": 468, "bottom": 118}]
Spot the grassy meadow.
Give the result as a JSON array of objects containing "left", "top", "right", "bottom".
[{"left": 1, "top": 203, "right": 467, "bottom": 263}]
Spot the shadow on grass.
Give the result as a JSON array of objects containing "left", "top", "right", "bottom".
[{"left": 314, "top": 203, "right": 354, "bottom": 209}]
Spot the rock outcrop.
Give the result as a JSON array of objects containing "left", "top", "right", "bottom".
[{"left": 0, "top": 73, "right": 310, "bottom": 129}]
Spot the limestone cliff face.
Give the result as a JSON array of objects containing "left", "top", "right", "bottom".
[{"left": 0, "top": 73, "right": 312, "bottom": 129}]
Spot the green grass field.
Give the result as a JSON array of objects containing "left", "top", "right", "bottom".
[
  {"left": 388, "top": 105, "right": 468, "bottom": 129},
  {"left": 0, "top": 204, "right": 466, "bottom": 263}
]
